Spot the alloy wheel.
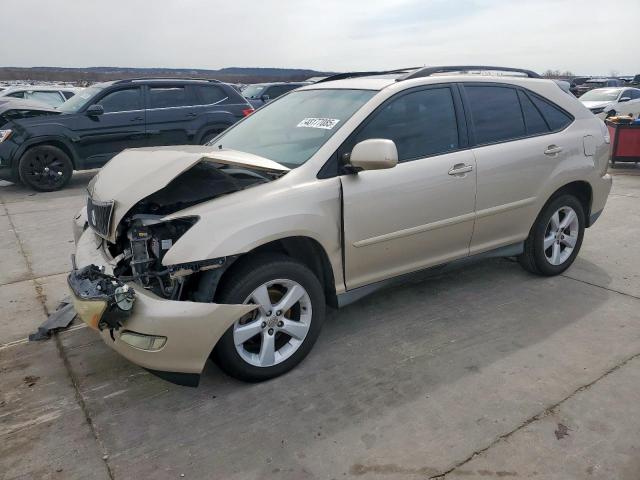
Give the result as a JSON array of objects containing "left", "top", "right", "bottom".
[
  {"left": 233, "top": 279, "right": 312, "bottom": 367},
  {"left": 543, "top": 206, "right": 579, "bottom": 266},
  {"left": 23, "top": 151, "right": 69, "bottom": 189}
]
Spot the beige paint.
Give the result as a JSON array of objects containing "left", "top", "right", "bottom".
[{"left": 73, "top": 73, "right": 613, "bottom": 376}]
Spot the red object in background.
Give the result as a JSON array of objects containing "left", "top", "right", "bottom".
[{"left": 607, "top": 121, "right": 640, "bottom": 164}]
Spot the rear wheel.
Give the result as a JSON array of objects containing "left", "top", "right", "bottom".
[
  {"left": 18, "top": 145, "right": 73, "bottom": 192},
  {"left": 212, "top": 254, "right": 325, "bottom": 382},
  {"left": 519, "top": 194, "right": 585, "bottom": 276}
]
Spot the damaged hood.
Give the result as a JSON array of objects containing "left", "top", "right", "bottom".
[{"left": 88, "top": 145, "right": 289, "bottom": 241}]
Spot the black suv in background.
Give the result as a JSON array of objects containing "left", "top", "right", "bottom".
[
  {"left": 0, "top": 78, "right": 253, "bottom": 191},
  {"left": 241, "top": 82, "right": 309, "bottom": 108}
]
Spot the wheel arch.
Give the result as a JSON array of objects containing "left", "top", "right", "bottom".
[
  {"left": 17, "top": 137, "right": 78, "bottom": 169},
  {"left": 215, "top": 236, "right": 338, "bottom": 308},
  {"left": 544, "top": 180, "right": 593, "bottom": 226}
]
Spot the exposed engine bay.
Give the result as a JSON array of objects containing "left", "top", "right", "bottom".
[{"left": 98, "top": 160, "right": 285, "bottom": 300}]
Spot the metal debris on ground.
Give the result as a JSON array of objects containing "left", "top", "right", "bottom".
[{"left": 28, "top": 296, "right": 77, "bottom": 341}]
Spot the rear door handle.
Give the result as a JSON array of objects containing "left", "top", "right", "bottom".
[
  {"left": 130, "top": 117, "right": 143, "bottom": 122},
  {"left": 186, "top": 112, "right": 197, "bottom": 117},
  {"left": 448, "top": 163, "right": 473, "bottom": 175},
  {"left": 544, "top": 145, "right": 563, "bottom": 156}
]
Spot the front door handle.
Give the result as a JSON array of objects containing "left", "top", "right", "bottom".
[
  {"left": 130, "top": 117, "right": 143, "bottom": 122},
  {"left": 186, "top": 112, "right": 197, "bottom": 118},
  {"left": 544, "top": 145, "right": 563, "bottom": 156},
  {"left": 448, "top": 163, "right": 473, "bottom": 176}
]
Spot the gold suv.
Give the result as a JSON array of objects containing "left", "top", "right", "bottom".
[{"left": 69, "top": 66, "right": 612, "bottom": 386}]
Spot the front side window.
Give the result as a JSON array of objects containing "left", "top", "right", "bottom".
[
  {"left": 353, "top": 87, "right": 459, "bottom": 162},
  {"left": 96, "top": 88, "right": 142, "bottom": 113},
  {"left": 25, "top": 91, "right": 65, "bottom": 106},
  {"left": 148, "top": 86, "right": 191, "bottom": 108},
  {"left": 630, "top": 90, "right": 640, "bottom": 100},
  {"left": 213, "top": 89, "right": 376, "bottom": 168},
  {"left": 465, "top": 85, "right": 525, "bottom": 144}
]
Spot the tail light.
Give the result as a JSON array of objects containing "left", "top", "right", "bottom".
[{"left": 242, "top": 108, "right": 254, "bottom": 117}]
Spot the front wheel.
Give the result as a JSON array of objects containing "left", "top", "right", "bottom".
[
  {"left": 18, "top": 145, "right": 73, "bottom": 191},
  {"left": 212, "top": 255, "right": 325, "bottom": 382},
  {"left": 518, "top": 194, "right": 585, "bottom": 276}
]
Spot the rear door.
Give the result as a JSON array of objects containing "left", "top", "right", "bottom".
[
  {"left": 340, "top": 85, "right": 476, "bottom": 289},
  {"left": 72, "top": 87, "right": 146, "bottom": 167},
  {"left": 145, "top": 84, "right": 198, "bottom": 146},
  {"left": 463, "top": 84, "right": 575, "bottom": 254}
]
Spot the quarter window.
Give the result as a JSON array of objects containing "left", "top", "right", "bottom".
[
  {"left": 528, "top": 94, "right": 572, "bottom": 131},
  {"left": 195, "top": 85, "right": 227, "bottom": 105},
  {"left": 465, "top": 85, "right": 526, "bottom": 144},
  {"left": 96, "top": 88, "right": 142, "bottom": 113},
  {"left": 353, "top": 87, "right": 459, "bottom": 162},
  {"left": 148, "top": 86, "right": 191, "bottom": 108}
]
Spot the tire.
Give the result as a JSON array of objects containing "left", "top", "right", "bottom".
[
  {"left": 211, "top": 254, "right": 325, "bottom": 382},
  {"left": 18, "top": 145, "right": 73, "bottom": 192},
  {"left": 518, "top": 194, "right": 585, "bottom": 276}
]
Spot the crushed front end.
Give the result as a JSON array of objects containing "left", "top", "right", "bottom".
[{"left": 68, "top": 154, "right": 284, "bottom": 386}]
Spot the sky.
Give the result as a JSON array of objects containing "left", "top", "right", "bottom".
[{"left": 1, "top": 0, "right": 639, "bottom": 75}]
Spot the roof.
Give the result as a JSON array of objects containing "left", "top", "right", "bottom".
[
  {"left": 301, "top": 65, "right": 546, "bottom": 91},
  {"left": 0, "top": 85, "right": 78, "bottom": 94}
]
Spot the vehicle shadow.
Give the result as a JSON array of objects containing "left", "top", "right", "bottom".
[
  {"left": 60, "top": 254, "right": 616, "bottom": 477},
  {"left": 0, "top": 170, "right": 97, "bottom": 202}
]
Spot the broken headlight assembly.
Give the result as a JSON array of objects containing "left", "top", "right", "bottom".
[
  {"left": 68, "top": 264, "right": 136, "bottom": 331},
  {"left": 111, "top": 216, "right": 206, "bottom": 299}
]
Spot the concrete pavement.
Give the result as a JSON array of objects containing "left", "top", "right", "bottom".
[{"left": 1, "top": 166, "right": 639, "bottom": 479}]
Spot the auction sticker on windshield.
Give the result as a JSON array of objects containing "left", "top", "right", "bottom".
[{"left": 297, "top": 118, "right": 340, "bottom": 130}]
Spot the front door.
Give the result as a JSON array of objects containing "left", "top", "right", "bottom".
[
  {"left": 340, "top": 86, "right": 477, "bottom": 289},
  {"left": 73, "top": 87, "right": 146, "bottom": 168}
]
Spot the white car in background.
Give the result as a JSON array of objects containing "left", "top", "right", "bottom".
[
  {"left": 0, "top": 85, "right": 82, "bottom": 107},
  {"left": 580, "top": 87, "right": 640, "bottom": 119}
]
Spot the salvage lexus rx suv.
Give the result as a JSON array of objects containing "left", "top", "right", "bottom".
[
  {"left": 69, "top": 66, "right": 612, "bottom": 386},
  {"left": 0, "top": 78, "right": 253, "bottom": 191}
]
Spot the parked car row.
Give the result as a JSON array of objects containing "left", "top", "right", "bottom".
[{"left": 0, "top": 78, "right": 254, "bottom": 190}]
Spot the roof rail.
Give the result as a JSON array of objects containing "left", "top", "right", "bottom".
[
  {"left": 315, "top": 68, "right": 420, "bottom": 84},
  {"left": 399, "top": 66, "right": 541, "bottom": 81},
  {"left": 113, "top": 77, "right": 222, "bottom": 84}
]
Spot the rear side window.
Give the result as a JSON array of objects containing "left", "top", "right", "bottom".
[
  {"left": 465, "top": 85, "right": 525, "bottom": 144},
  {"left": 148, "top": 86, "right": 192, "bottom": 108},
  {"left": 195, "top": 85, "right": 227, "bottom": 105},
  {"left": 528, "top": 94, "right": 572, "bottom": 131},
  {"left": 97, "top": 88, "right": 142, "bottom": 112},
  {"left": 354, "top": 87, "right": 459, "bottom": 162},
  {"left": 517, "top": 91, "right": 548, "bottom": 135}
]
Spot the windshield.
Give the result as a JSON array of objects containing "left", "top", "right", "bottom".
[
  {"left": 580, "top": 89, "right": 620, "bottom": 102},
  {"left": 242, "top": 85, "right": 266, "bottom": 99},
  {"left": 57, "top": 86, "right": 102, "bottom": 113},
  {"left": 212, "top": 89, "right": 376, "bottom": 168}
]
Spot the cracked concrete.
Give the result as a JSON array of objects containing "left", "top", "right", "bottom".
[{"left": 1, "top": 166, "right": 640, "bottom": 479}]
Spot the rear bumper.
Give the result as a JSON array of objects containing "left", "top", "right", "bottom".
[
  {"left": 588, "top": 173, "right": 612, "bottom": 227},
  {"left": 70, "top": 227, "right": 256, "bottom": 385}
]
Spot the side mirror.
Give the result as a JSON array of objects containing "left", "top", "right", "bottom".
[
  {"left": 261, "top": 94, "right": 270, "bottom": 102},
  {"left": 619, "top": 97, "right": 631, "bottom": 103},
  {"left": 86, "top": 104, "right": 104, "bottom": 116},
  {"left": 348, "top": 139, "right": 398, "bottom": 172}
]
